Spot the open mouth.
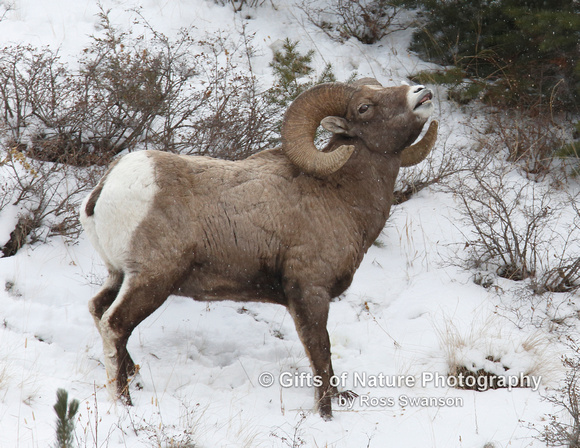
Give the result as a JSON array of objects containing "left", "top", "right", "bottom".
[{"left": 414, "top": 90, "right": 433, "bottom": 109}]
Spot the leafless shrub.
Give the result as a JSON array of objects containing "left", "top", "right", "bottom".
[
  {"left": 540, "top": 200, "right": 580, "bottom": 293},
  {"left": 450, "top": 159, "right": 580, "bottom": 293},
  {"left": 0, "top": 9, "right": 280, "bottom": 168},
  {"left": 52, "top": 9, "right": 209, "bottom": 165},
  {"left": 0, "top": 45, "right": 67, "bottom": 146},
  {"left": 270, "top": 412, "right": 307, "bottom": 448},
  {"left": 213, "top": 0, "right": 274, "bottom": 13},
  {"left": 1, "top": 215, "right": 34, "bottom": 257},
  {"left": 541, "top": 235, "right": 580, "bottom": 295},
  {"left": 0, "top": 2, "right": 12, "bottom": 21},
  {"left": 124, "top": 399, "right": 206, "bottom": 448},
  {"left": 452, "top": 108, "right": 580, "bottom": 292},
  {"left": 471, "top": 111, "right": 566, "bottom": 180},
  {"left": 178, "top": 30, "right": 280, "bottom": 159},
  {"left": 0, "top": 148, "right": 102, "bottom": 256},
  {"left": 300, "top": 0, "right": 410, "bottom": 44},
  {"left": 539, "top": 340, "right": 580, "bottom": 447},
  {"left": 0, "top": 25, "right": 197, "bottom": 165},
  {"left": 542, "top": 259, "right": 580, "bottom": 294},
  {"left": 449, "top": 158, "right": 561, "bottom": 281}
]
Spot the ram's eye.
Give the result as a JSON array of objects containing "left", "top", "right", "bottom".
[{"left": 358, "top": 104, "right": 370, "bottom": 114}]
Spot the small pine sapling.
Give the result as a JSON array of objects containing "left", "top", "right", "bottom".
[
  {"left": 53, "top": 388, "right": 80, "bottom": 448},
  {"left": 267, "top": 38, "right": 336, "bottom": 109}
]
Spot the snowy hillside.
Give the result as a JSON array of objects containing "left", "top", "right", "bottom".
[{"left": 0, "top": 1, "right": 578, "bottom": 447}]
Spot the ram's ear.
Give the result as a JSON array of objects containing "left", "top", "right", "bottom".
[{"left": 321, "top": 116, "right": 355, "bottom": 136}]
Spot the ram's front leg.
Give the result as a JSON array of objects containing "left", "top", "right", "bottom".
[{"left": 286, "top": 283, "right": 335, "bottom": 420}]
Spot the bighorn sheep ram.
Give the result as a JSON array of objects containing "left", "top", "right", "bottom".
[{"left": 80, "top": 78, "right": 438, "bottom": 419}]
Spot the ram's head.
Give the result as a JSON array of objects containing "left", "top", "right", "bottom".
[{"left": 281, "top": 79, "right": 438, "bottom": 176}]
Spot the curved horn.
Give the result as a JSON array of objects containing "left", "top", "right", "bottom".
[
  {"left": 351, "top": 77, "right": 383, "bottom": 88},
  {"left": 400, "top": 120, "right": 439, "bottom": 167},
  {"left": 281, "top": 83, "right": 357, "bottom": 177}
]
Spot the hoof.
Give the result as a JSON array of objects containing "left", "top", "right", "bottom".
[
  {"left": 318, "top": 397, "right": 333, "bottom": 420},
  {"left": 120, "top": 391, "right": 133, "bottom": 406},
  {"left": 118, "top": 381, "right": 133, "bottom": 406},
  {"left": 319, "top": 407, "right": 333, "bottom": 421},
  {"left": 335, "top": 389, "right": 358, "bottom": 401}
]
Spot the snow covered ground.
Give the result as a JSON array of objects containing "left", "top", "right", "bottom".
[{"left": 0, "top": 1, "right": 576, "bottom": 447}]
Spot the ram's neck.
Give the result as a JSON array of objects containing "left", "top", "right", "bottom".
[{"left": 324, "top": 141, "right": 401, "bottom": 251}]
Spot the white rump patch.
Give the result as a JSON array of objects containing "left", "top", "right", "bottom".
[{"left": 81, "top": 151, "right": 158, "bottom": 270}]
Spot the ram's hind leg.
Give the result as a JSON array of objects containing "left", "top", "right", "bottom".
[
  {"left": 89, "top": 269, "right": 123, "bottom": 328},
  {"left": 88, "top": 270, "right": 138, "bottom": 378},
  {"left": 99, "top": 271, "right": 173, "bottom": 404}
]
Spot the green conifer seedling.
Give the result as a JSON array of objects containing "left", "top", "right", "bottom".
[{"left": 53, "top": 388, "right": 80, "bottom": 448}]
